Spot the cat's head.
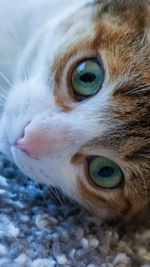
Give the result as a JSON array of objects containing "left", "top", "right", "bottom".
[{"left": 1, "top": 0, "right": 150, "bottom": 221}]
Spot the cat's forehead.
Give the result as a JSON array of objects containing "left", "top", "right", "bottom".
[
  {"left": 53, "top": 0, "right": 150, "bottom": 73},
  {"left": 51, "top": 0, "right": 150, "bottom": 100},
  {"left": 90, "top": 0, "right": 149, "bottom": 23}
]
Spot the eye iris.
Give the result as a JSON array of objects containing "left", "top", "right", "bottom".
[
  {"left": 71, "top": 59, "right": 104, "bottom": 97},
  {"left": 88, "top": 157, "right": 123, "bottom": 189}
]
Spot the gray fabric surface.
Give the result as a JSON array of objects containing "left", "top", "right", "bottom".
[{"left": 0, "top": 153, "right": 150, "bottom": 267}]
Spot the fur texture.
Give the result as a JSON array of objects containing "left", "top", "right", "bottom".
[{"left": 0, "top": 0, "right": 150, "bottom": 222}]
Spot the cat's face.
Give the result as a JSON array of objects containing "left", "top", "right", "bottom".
[{"left": 1, "top": 0, "right": 150, "bottom": 221}]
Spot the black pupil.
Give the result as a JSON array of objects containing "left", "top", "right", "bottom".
[
  {"left": 80, "top": 73, "right": 96, "bottom": 83},
  {"left": 98, "top": 166, "right": 115, "bottom": 178}
]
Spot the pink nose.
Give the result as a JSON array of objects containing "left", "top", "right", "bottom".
[{"left": 14, "top": 122, "right": 53, "bottom": 159}]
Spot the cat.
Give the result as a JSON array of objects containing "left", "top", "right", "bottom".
[{"left": 0, "top": 0, "right": 150, "bottom": 222}]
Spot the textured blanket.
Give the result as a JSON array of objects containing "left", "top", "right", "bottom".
[{"left": 0, "top": 153, "right": 150, "bottom": 267}]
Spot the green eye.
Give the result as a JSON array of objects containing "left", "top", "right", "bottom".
[
  {"left": 71, "top": 58, "right": 104, "bottom": 97},
  {"left": 88, "top": 157, "right": 124, "bottom": 189}
]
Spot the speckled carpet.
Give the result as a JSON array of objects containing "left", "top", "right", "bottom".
[{"left": 0, "top": 152, "right": 150, "bottom": 267}]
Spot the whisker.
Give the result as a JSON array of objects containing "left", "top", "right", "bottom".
[
  {"left": 126, "top": 83, "right": 150, "bottom": 95},
  {"left": 55, "top": 187, "right": 66, "bottom": 205},
  {"left": 136, "top": 151, "right": 150, "bottom": 159},
  {"left": 0, "top": 71, "right": 13, "bottom": 87},
  {"left": 134, "top": 166, "right": 148, "bottom": 197},
  {"left": 8, "top": 27, "right": 21, "bottom": 52},
  {"left": 0, "top": 85, "right": 9, "bottom": 108},
  {"left": 8, "top": 28, "right": 30, "bottom": 80},
  {"left": 36, "top": 183, "right": 49, "bottom": 206},
  {"left": 0, "top": 25, "right": 29, "bottom": 81},
  {"left": 0, "top": 48, "right": 16, "bottom": 73},
  {"left": 48, "top": 186, "right": 64, "bottom": 206},
  {"left": 22, "top": 175, "right": 29, "bottom": 187},
  {"left": 0, "top": 92, "right": 7, "bottom": 100}
]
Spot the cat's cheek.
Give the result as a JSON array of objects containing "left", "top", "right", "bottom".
[
  {"left": 10, "top": 146, "right": 36, "bottom": 179},
  {"left": 10, "top": 146, "right": 77, "bottom": 196},
  {"left": 10, "top": 147, "right": 56, "bottom": 186}
]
